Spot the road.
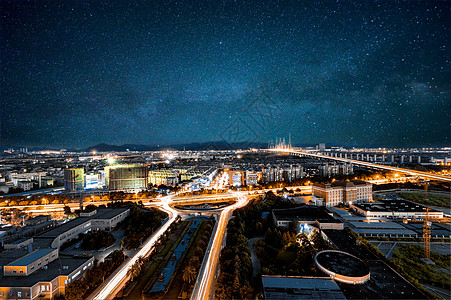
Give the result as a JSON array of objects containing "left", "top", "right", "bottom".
[
  {"left": 88, "top": 194, "right": 179, "bottom": 300},
  {"left": 191, "top": 192, "right": 250, "bottom": 300},
  {"left": 248, "top": 237, "right": 263, "bottom": 278},
  {"left": 0, "top": 187, "right": 64, "bottom": 198},
  {"left": 269, "top": 149, "right": 451, "bottom": 182}
]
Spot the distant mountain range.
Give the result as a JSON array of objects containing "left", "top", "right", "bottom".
[{"left": 85, "top": 141, "right": 269, "bottom": 152}]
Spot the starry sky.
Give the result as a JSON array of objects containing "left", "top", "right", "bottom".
[{"left": 1, "top": 0, "right": 450, "bottom": 149}]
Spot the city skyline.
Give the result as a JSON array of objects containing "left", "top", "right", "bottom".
[{"left": 1, "top": 0, "right": 450, "bottom": 148}]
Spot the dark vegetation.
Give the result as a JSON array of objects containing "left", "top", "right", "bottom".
[
  {"left": 392, "top": 244, "right": 450, "bottom": 289},
  {"left": 398, "top": 192, "right": 451, "bottom": 208},
  {"left": 120, "top": 204, "right": 168, "bottom": 249},
  {"left": 215, "top": 217, "right": 254, "bottom": 299},
  {"left": 215, "top": 192, "right": 308, "bottom": 299},
  {"left": 81, "top": 230, "right": 115, "bottom": 250}
]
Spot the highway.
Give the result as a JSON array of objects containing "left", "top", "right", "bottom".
[
  {"left": 88, "top": 194, "right": 179, "bottom": 300},
  {"left": 269, "top": 149, "right": 451, "bottom": 182},
  {"left": 191, "top": 192, "right": 250, "bottom": 300},
  {"left": 0, "top": 187, "right": 64, "bottom": 198}
]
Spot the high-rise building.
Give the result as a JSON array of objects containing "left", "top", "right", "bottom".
[
  {"left": 64, "top": 168, "right": 84, "bottom": 192},
  {"left": 106, "top": 165, "right": 148, "bottom": 191},
  {"left": 262, "top": 166, "right": 284, "bottom": 182},
  {"left": 318, "top": 163, "right": 353, "bottom": 177},
  {"left": 283, "top": 165, "right": 304, "bottom": 182}
]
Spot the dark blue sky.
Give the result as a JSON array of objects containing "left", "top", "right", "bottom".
[{"left": 1, "top": 0, "right": 450, "bottom": 149}]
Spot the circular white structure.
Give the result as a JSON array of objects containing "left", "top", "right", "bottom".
[{"left": 315, "top": 250, "right": 370, "bottom": 285}]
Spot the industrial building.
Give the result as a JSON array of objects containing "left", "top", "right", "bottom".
[
  {"left": 350, "top": 199, "right": 444, "bottom": 220},
  {"left": 272, "top": 206, "right": 343, "bottom": 230},
  {"left": 312, "top": 180, "right": 372, "bottom": 207},
  {"left": 261, "top": 275, "right": 346, "bottom": 299}
]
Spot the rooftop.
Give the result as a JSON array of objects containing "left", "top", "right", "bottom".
[
  {"left": 38, "top": 208, "right": 129, "bottom": 238},
  {"left": 273, "top": 205, "right": 341, "bottom": 223},
  {"left": 354, "top": 199, "right": 440, "bottom": 213},
  {"left": 0, "top": 255, "right": 92, "bottom": 287},
  {"left": 316, "top": 251, "right": 370, "bottom": 277},
  {"left": 7, "top": 248, "right": 55, "bottom": 266},
  {"left": 262, "top": 275, "right": 346, "bottom": 300}
]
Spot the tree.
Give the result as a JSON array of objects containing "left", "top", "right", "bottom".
[
  {"left": 182, "top": 265, "right": 197, "bottom": 284},
  {"left": 127, "top": 262, "right": 141, "bottom": 281},
  {"left": 64, "top": 205, "right": 71, "bottom": 216}
]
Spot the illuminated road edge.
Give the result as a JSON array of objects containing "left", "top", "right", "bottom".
[
  {"left": 191, "top": 192, "right": 249, "bottom": 300},
  {"left": 89, "top": 195, "right": 179, "bottom": 300}
]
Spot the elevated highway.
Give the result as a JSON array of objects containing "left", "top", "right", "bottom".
[{"left": 268, "top": 149, "right": 451, "bottom": 182}]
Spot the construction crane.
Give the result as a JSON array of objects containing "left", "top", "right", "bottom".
[{"left": 423, "top": 183, "right": 431, "bottom": 261}]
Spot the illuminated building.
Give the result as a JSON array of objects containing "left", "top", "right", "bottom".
[
  {"left": 148, "top": 169, "right": 179, "bottom": 186},
  {"left": 283, "top": 165, "right": 304, "bottom": 182},
  {"left": 318, "top": 163, "right": 353, "bottom": 178},
  {"left": 245, "top": 171, "right": 259, "bottom": 185},
  {"left": 64, "top": 168, "right": 84, "bottom": 192},
  {"left": 262, "top": 166, "right": 283, "bottom": 182},
  {"left": 262, "top": 165, "right": 303, "bottom": 183},
  {"left": 84, "top": 173, "right": 102, "bottom": 190},
  {"left": 105, "top": 165, "right": 148, "bottom": 191},
  {"left": 228, "top": 170, "right": 244, "bottom": 187},
  {"left": 312, "top": 180, "right": 372, "bottom": 207}
]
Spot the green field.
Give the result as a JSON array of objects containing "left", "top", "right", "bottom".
[
  {"left": 398, "top": 192, "right": 450, "bottom": 208},
  {"left": 391, "top": 244, "right": 450, "bottom": 289}
]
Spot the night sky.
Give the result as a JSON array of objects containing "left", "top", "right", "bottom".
[{"left": 1, "top": 0, "right": 450, "bottom": 149}]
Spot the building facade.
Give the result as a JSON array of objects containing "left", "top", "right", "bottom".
[
  {"left": 64, "top": 168, "right": 84, "bottom": 192},
  {"left": 312, "top": 180, "right": 372, "bottom": 207},
  {"left": 106, "top": 165, "right": 148, "bottom": 191}
]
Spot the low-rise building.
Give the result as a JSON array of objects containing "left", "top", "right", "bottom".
[
  {"left": 4, "top": 238, "right": 33, "bottom": 250},
  {"left": 272, "top": 206, "right": 343, "bottom": 230},
  {"left": 38, "top": 208, "right": 130, "bottom": 248},
  {"left": 0, "top": 254, "right": 93, "bottom": 300},
  {"left": 350, "top": 199, "right": 443, "bottom": 220},
  {"left": 312, "top": 180, "right": 372, "bottom": 207},
  {"left": 261, "top": 275, "right": 346, "bottom": 299},
  {"left": 4, "top": 248, "right": 58, "bottom": 277}
]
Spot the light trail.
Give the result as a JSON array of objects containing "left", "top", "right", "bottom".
[
  {"left": 191, "top": 192, "right": 249, "bottom": 300},
  {"left": 269, "top": 149, "right": 451, "bottom": 182},
  {"left": 89, "top": 194, "right": 179, "bottom": 300}
]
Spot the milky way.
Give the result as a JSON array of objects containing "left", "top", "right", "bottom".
[{"left": 1, "top": 0, "right": 449, "bottom": 148}]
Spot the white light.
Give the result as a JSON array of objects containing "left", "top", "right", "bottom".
[{"left": 107, "top": 158, "right": 116, "bottom": 165}]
